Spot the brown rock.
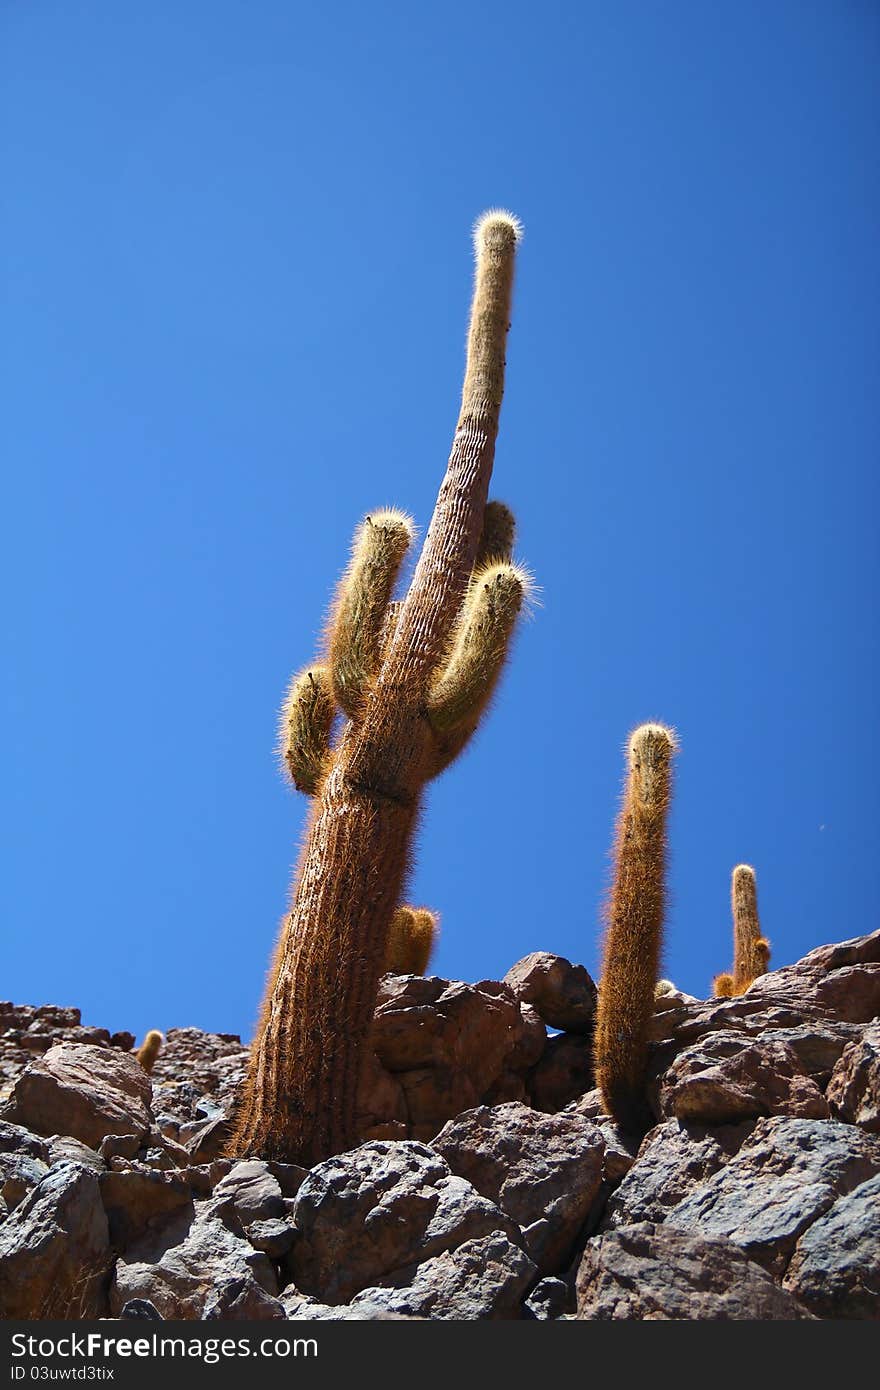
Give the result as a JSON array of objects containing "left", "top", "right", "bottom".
[
  {"left": 503, "top": 953, "right": 597, "bottom": 1033},
  {"left": 783, "top": 1173, "right": 880, "bottom": 1318},
  {"left": 659, "top": 1033, "right": 830, "bottom": 1124},
  {"left": 99, "top": 1165, "right": 194, "bottom": 1251},
  {"left": 577, "top": 1223, "right": 811, "bottom": 1319},
  {"left": 3, "top": 1043, "right": 152, "bottom": 1150},
  {"left": 0, "top": 1161, "right": 112, "bottom": 1318},
  {"left": 432, "top": 1103, "right": 604, "bottom": 1274},
  {"left": 528, "top": 1033, "right": 593, "bottom": 1112},
  {"left": 826, "top": 1022, "right": 880, "bottom": 1132}
]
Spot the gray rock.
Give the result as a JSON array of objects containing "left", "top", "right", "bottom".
[
  {"left": 288, "top": 1140, "right": 520, "bottom": 1304},
  {"left": 783, "top": 1173, "right": 880, "bottom": 1318},
  {"left": 601, "top": 1119, "right": 753, "bottom": 1230},
  {"left": 3, "top": 1043, "right": 152, "bottom": 1150},
  {"left": 0, "top": 1150, "right": 49, "bottom": 1212},
  {"left": 659, "top": 1033, "right": 830, "bottom": 1124},
  {"left": 524, "top": 1276, "right": 571, "bottom": 1319},
  {"left": 0, "top": 1120, "right": 50, "bottom": 1162},
  {"left": 351, "top": 1231, "right": 537, "bottom": 1320},
  {"left": 503, "top": 953, "right": 597, "bottom": 1033},
  {"left": 99, "top": 1164, "right": 194, "bottom": 1252},
  {"left": 577, "top": 1223, "right": 812, "bottom": 1319},
  {"left": 0, "top": 1161, "right": 112, "bottom": 1318},
  {"left": 432, "top": 1102, "right": 604, "bottom": 1274},
  {"left": 666, "top": 1116, "right": 880, "bottom": 1274}
]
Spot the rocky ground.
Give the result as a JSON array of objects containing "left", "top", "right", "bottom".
[{"left": 0, "top": 930, "right": 878, "bottom": 1320}]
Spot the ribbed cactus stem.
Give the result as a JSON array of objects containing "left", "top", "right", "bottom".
[
  {"left": 427, "top": 562, "right": 528, "bottom": 736},
  {"left": 594, "top": 723, "right": 676, "bottom": 1132},
  {"left": 731, "top": 864, "right": 770, "bottom": 993},
  {"left": 328, "top": 510, "right": 414, "bottom": 717},
  {"left": 384, "top": 906, "right": 439, "bottom": 975},
  {"left": 279, "top": 666, "right": 335, "bottom": 794},
  {"left": 135, "top": 1030, "right": 164, "bottom": 1075},
  {"left": 229, "top": 212, "right": 525, "bottom": 1166}
]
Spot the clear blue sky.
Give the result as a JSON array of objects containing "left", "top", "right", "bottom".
[{"left": 2, "top": 2, "right": 877, "bottom": 1045}]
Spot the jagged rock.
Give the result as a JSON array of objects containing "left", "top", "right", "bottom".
[
  {"left": 576, "top": 1223, "right": 812, "bottom": 1319},
  {"left": 213, "top": 1161, "right": 285, "bottom": 1224},
  {"left": 783, "top": 1173, "right": 880, "bottom": 1318},
  {"left": 287, "top": 1140, "right": 521, "bottom": 1303},
  {"left": 0, "top": 1120, "right": 50, "bottom": 1162},
  {"left": 432, "top": 1102, "right": 604, "bottom": 1274},
  {"left": 182, "top": 1115, "right": 235, "bottom": 1164},
  {"left": 0, "top": 1161, "right": 112, "bottom": 1318},
  {"left": 665, "top": 1116, "right": 880, "bottom": 1275},
  {"left": 600, "top": 1118, "right": 754, "bottom": 1230},
  {"left": 110, "top": 1204, "right": 278, "bottom": 1320},
  {"left": 118, "top": 1298, "right": 163, "bottom": 1320},
  {"left": 826, "top": 1022, "right": 880, "bottom": 1132},
  {"left": 99, "top": 1134, "right": 142, "bottom": 1162},
  {"left": 2, "top": 1043, "right": 152, "bottom": 1150},
  {"left": 203, "top": 1279, "right": 286, "bottom": 1320},
  {"left": 0, "top": 1150, "right": 49, "bottom": 1212},
  {"left": 99, "top": 1164, "right": 194, "bottom": 1251},
  {"left": 350, "top": 1231, "right": 537, "bottom": 1320},
  {"left": 503, "top": 954, "right": 597, "bottom": 1033},
  {"left": 528, "top": 1033, "right": 593, "bottom": 1112},
  {"left": 47, "top": 1136, "right": 106, "bottom": 1174},
  {"left": 658, "top": 1033, "right": 830, "bottom": 1124},
  {"left": 523, "top": 1276, "right": 571, "bottom": 1320}
]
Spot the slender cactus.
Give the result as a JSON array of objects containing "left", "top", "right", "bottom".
[
  {"left": 230, "top": 211, "right": 529, "bottom": 1165},
  {"left": 731, "top": 863, "right": 770, "bottom": 992},
  {"left": 594, "top": 723, "right": 676, "bottom": 1132},
  {"left": 384, "top": 906, "right": 439, "bottom": 975},
  {"left": 135, "top": 1030, "right": 164, "bottom": 1075}
]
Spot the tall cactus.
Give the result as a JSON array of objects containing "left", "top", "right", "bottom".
[
  {"left": 714, "top": 864, "right": 770, "bottom": 997},
  {"left": 230, "top": 212, "right": 528, "bottom": 1166},
  {"left": 593, "top": 723, "right": 676, "bottom": 1132}
]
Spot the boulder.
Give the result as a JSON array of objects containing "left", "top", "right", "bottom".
[
  {"left": 783, "top": 1173, "right": 880, "bottom": 1318},
  {"left": 826, "top": 1022, "right": 880, "bottom": 1132},
  {"left": 2, "top": 1043, "right": 152, "bottom": 1150},
  {"left": 502, "top": 953, "right": 597, "bottom": 1033},
  {"left": 658, "top": 1033, "right": 829, "bottom": 1124},
  {"left": 600, "top": 1118, "right": 753, "bottom": 1230},
  {"left": 350, "top": 1231, "right": 536, "bottom": 1320},
  {"left": 432, "top": 1102, "right": 604, "bottom": 1274},
  {"left": 0, "top": 1161, "right": 112, "bottom": 1318}
]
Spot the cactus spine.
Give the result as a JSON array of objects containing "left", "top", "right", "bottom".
[
  {"left": 135, "top": 1030, "right": 164, "bottom": 1075},
  {"left": 230, "top": 212, "right": 528, "bottom": 1166},
  {"left": 713, "top": 864, "right": 770, "bottom": 997},
  {"left": 384, "top": 906, "right": 439, "bottom": 976},
  {"left": 594, "top": 723, "right": 676, "bottom": 1132}
]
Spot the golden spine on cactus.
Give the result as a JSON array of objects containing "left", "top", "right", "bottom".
[
  {"left": 384, "top": 905, "right": 439, "bottom": 975},
  {"left": 135, "top": 1029, "right": 164, "bottom": 1075},
  {"left": 229, "top": 211, "right": 527, "bottom": 1166},
  {"left": 327, "top": 510, "right": 415, "bottom": 718},
  {"left": 712, "top": 972, "right": 735, "bottom": 999},
  {"left": 731, "top": 863, "right": 770, "bottom": 993},
  {"left": 594, "top": 723, "right": 676, "bottom": 1132},
  {"left": 279, "top": 666, "right": 335, "bottom": 794}
]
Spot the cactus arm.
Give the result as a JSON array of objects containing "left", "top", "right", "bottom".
[
  {"left": 135, "top": 1030, "right": 164, "bottom": 1075},
  {"left": 327, "top": 511, "right": 414, "bottom": 719},
  {"left": 712, "top": 972, "right": 735, "bottom": 999},
  {"left": 384, "top": 905, "right": 439, "bottom": 975},
  {"left": 593, "top": 724, "right": 676, "bottom": 1133},
  {"left": 475, "top": 499, "right": 515, "bottom": 568},
  {"left": 426, "top": 561, "right": 527, "bottom": 738},
  {"left": 279, "top": 666, "right": 335, "bottom": 795}
]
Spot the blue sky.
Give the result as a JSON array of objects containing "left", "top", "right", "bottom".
[{"left": 2, "top": 2, "right": 877, "bottom": 1045}]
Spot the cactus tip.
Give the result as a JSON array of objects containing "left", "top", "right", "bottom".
[
  {"left": 473, "top": 209, "right": 524, "bottom": 254},
  {"left": 628, "top": 722, "right": 677, "bottom": 758}
]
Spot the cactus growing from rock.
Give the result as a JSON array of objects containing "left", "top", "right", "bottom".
[
  {"left": 135, "top": 1029, "right": 164, "bottom": 1075},
  {"left": 713, "top": 864, "right": 770, "bottom": 997},
  {"left": 594, "top": 723, "right": 676, "bottom": 1132},
  {"left": 384, "top": 906, "right": 439, "bottom": 975},
  {"left": 230, "top": 212, "right": 529, "bottom": 1166}
]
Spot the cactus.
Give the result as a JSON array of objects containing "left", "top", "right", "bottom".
[
  {"left": 712, "top": 971, "right": 735, "bottom": 998},
  {"left": 731, "top": 863, "right": 770, "bottom": 993},
  {"left": 229, "top": 211, "right": 528, "bottom": 1166},
  {"left": 135, "top": 1029, "right": 164, "bottom": 1075},
  {"left": 593, "top": 723, "right": 676, "bottom": 1132},
  {"left": 384, "top": 906, "right": 439, "bottom": 975}
]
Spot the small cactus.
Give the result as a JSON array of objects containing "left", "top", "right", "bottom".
[
  {"left": 594, "top": 723, "right": 676, "bottom": 1132},
  {"left": 135, "top": 1029, "right": 164, "bottom": 1075},
  {"left": 384, "top": 906, "right": 439, "bottom": 975},
  {"left": 712, "top": 971, "right": 735, "bottom": 999},
  {"left": 731, "top": 864, "right": 770, "bottom": 993}
]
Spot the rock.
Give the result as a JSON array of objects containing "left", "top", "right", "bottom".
[
  {"left": 99, "top": 1134, "right": 142, "bottom": 1162},
  {"left": 432, "top": 1103, "right": 604, "bottom": 1274},
  {"left": 182, "top": 1115, "right": 234, "bottom": 1164},
  {"left": 203, "top": 1279, "right": 286, "bottom": 1320},
  {"left": 0, "top": 1161, "right": 112, "bottom": 1318},
  {"left": 524, "top": 1276, "right": 571, "bottom": 1320},
  {"left": 288, "top": 1140, "right": 520, "bottom": 1304},
  {"left": 48, "top": 1136, "right": 106, "bottom": 1174},
  {"left": 212, "top": 1161, "right": 285, "bottom": 1225},
  {"left": 350, "top": 1231, "right": 537, "bottom": 1320},
  {"left": 783, "top": 1173, "right": 880, "bottom": 1318},
  {"left": 576, "top": 1223, "right": 812, "bottom": 1319},
  {"left": 118, "top": 1298, "right": 163, "bottom": 1320},
  {"left": 826, "top": 1023, "right": 880, "bottom": 1132},
  {"left": 110, "top": 1205, "right": 278, "bottom": 1320},
  {"left": 666, "top": 1116, "right": 880, "bottom": 1275},
  {"left": 99, "top": 1165, "right": 194, "bottom": 1251},
  {"left": 659, "top": 1033, "right": 829, "bottom": 1124},
  {"left": 3, "top": 1043, "right": 152, "bottom": 1150},
  {"left": 0, "top": 1150, "right": 49, "bottom": 1212},
  {"left": 528, "top": 1033, "right": 593, "bottom": 1112},
  {"left": 600, "top": 1119, "right": 753, "bottom": 1230},
  {"left": 0, "top": 1120, "right": 50, "bottom": 1162},
  {"left": 503, "top": 954, "right": 597, "bottom": 1033}
]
